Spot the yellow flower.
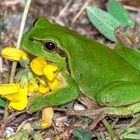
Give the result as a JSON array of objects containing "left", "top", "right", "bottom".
[
  {"left": 42, "top": 107, "right": 54, "bottom": 129},
  {"left": 30, "top": 57, "right": 62, "bottom": 92},
  {"left": 48, "top": 76, "right": 62, "bottom": 90},
  {"left": 0, "top": 84, "right": 19, "bottom": 95},
  {"left": 38, "top": 83, "right": 50, "bottom": 94},
  {"left": 30, "top": 57, "right": 47, "bottom": 75},
  {"left": 30, "top": 57, "right": 59, "bottom": 81},
  {"left": 0, "top": 84, "right": 28, "bottom": 111},
  {"left": 2, "top": 47, "right": 28, "bottom": 61},
  {"left": 43, "top": 64, "right": 58, "bottom": 81},
  {"left": 28, "top": 79, "right": 39, "bottom": 92},
  {"left": 9, "top": 87, "right": 28, "bottom": 111}
]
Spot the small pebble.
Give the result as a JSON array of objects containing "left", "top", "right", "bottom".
[
  {"left": 2, "top": 127, "right": 15, "bottom": 138},
  {"left": 55, "top": 116, "right": 68, "bottom": 127},
  {"left": 74, "top": 103, "right": 86, "bottom": 110},
  {"left": 55, "top": 116, "right": 68, "bottom": 122}
]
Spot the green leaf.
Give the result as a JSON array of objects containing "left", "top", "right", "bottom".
[
  {"left": 123, "top": 134, "right": 140, "bottom": 139},
  {"left": 96, "top": 131, "right": 106, "bottom": 140},
  {"left": 126, "top": 127, "right": 140, "bottom": 134},
  {"left": 14, "top": 130, "right": 29, "bottom": 140},
  {"left": 72, "top": 128, "right": 92, "bottom": 140},
  {"left": 32, "top": 120, "right": 42, "bottom": 129},
  {"left": 0, "top": 98, "right": 6, "bottom": 107},
  {"left": 86, "top": 6, "right": 121, "bottom": 42},
  {"left": 107, "top": 0, "right": 134, "bottom": 27},
  {"left": 21, "top": 131, "right": 29, "bottom": 140}
]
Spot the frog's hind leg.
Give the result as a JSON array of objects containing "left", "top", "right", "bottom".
[{"left": 96, "top": 81, "right": 140, "bottom": 107}]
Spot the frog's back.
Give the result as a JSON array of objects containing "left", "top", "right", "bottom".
[{"left": 65, "top": 34, "right": 140, "bottom": 99}]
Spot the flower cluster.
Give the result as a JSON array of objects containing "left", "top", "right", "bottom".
[{"left": 1, "top": 47, "right": 62, "bottom": 111}]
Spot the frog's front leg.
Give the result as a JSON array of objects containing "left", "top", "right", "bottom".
[
  {"left": 96, "top": 81, "right": 140, "bottom": 108},
  {"left": 29, "top": 72, "right": 80, "bottom": 112}
]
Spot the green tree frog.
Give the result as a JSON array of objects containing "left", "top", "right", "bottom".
[{"left": 22, "top": 18, "right": 140, "bottom": 117}]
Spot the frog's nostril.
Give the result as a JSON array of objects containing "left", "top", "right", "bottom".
[
  {"left": 30, "top": 37, "right": 33, "bottom": 41},
  {"left": 30, "top": 37, "right": 36, "bottom": 43}
]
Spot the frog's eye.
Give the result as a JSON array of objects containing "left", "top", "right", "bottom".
[{"left": 44, "top": 41, "right": 57, "bottom": 52}]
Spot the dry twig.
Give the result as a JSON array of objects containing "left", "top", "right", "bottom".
[{"left": 72, "top": 0, "right": 92, "bottom": 23}]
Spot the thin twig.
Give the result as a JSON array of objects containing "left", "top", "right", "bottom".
[
  {"left": 2, "top": 0, "right": 24, "bottom": 6},
  {"left": 72, "top": 0, "right": 91, "bottom": 23},
  {"left": 58, "top": 0, "right": 73, "bottom": 17},
  {"left": 124, "top": 5, "right": 140, "bottom": 12}
]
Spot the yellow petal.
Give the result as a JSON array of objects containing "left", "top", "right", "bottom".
[
  {"left": 38, "top": 77, "right": 48, "bottom": 86},
  {"left": 2, "top": 47, "right": 28, "bottom": 61},
  {"left": 4, "top": 86, "right": 28, "bottom": 102},
  {"left": 28, "top": 80, "right": 39, "bottom": 92},
  {"left": 5, "top": 86, "right": 28, "bottom": 110},
  {"left": 0, "top": 138, "right": 14, "bottom": 140},
  {"left": 30, "top": 57, "right": 47, "bottom": 75},
  {"left": 43, "top": 64, "right": 58, "bottom": 81},
  {"left": 38, "top": 83, "right": 50, "bottom": 94},
  {"left": 8, "top": 97, "right": 28, "bottom": 111},
  {"left": 42, "top": 107, "right": 54, "bottom": 128},
  {"left": 3, "top": 93, "right": 20, "bottom": 102},
  {"left": 0, "top": 84, "right": 19, "bottom": 96},
  {"left": 48, "top": 76, "right": 62, "bottom": 90}
]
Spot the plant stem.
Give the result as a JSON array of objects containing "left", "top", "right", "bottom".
[
  {"left": 102, "top": 118, "right": 116, "bottom": 139},
  {"left": 4, "top": 0, "right": 32, "bottom": 121},
  {"left": 0, "top": 110, "right": 5, "bottom": 114},
  {"left": 120, "top": 114, "right": 140, "bottom": 135},
  {"left": 10, "top": 0, "right": 32, "bottom": 83}
]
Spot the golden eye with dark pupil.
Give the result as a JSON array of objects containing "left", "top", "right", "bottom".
[{"left": 44, "top": 42, "right": 56, "bottom": 51}]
